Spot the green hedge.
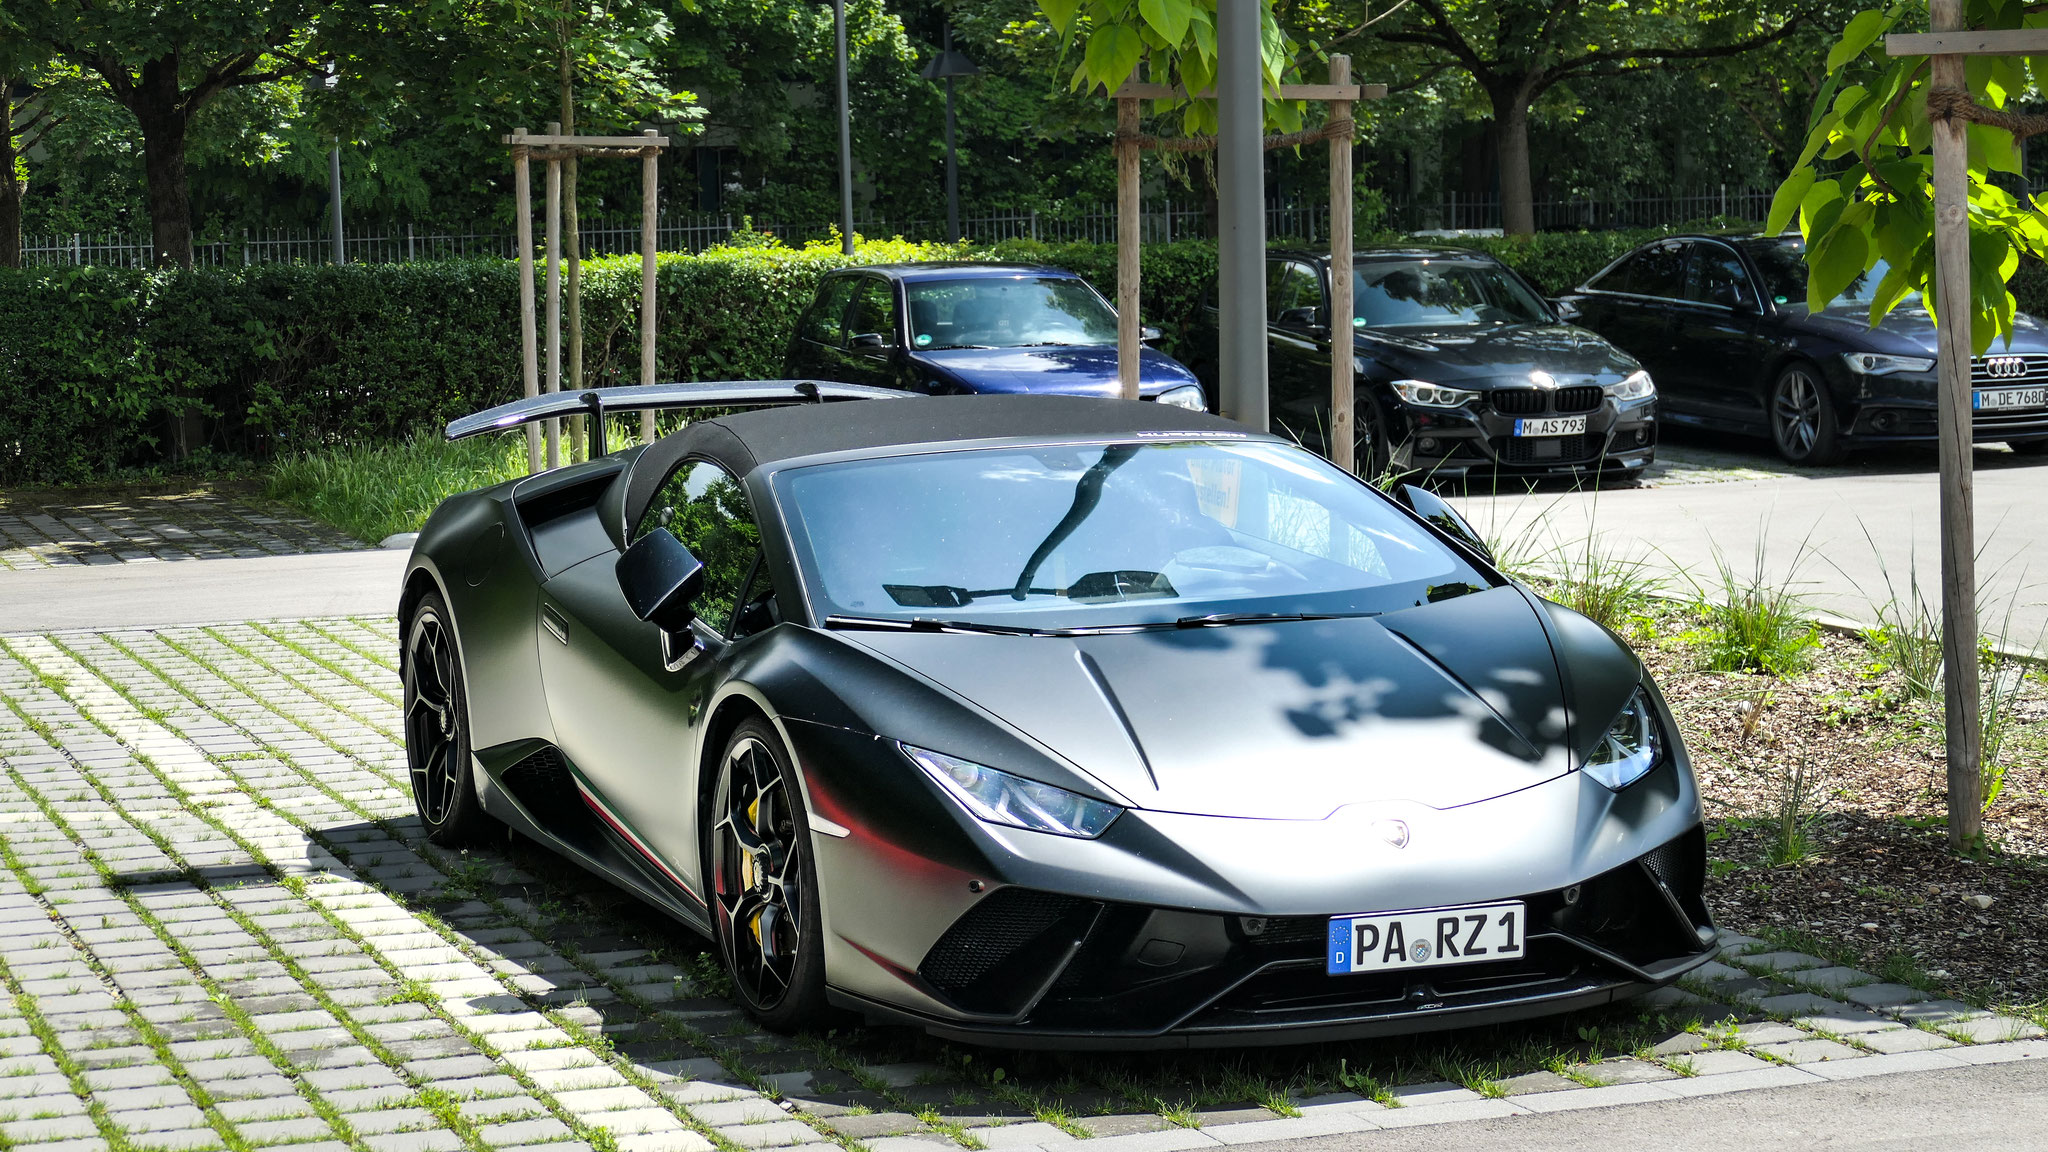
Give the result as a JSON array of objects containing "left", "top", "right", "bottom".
[{"left": 8, "top": 227, "right": 2040, "bottom": 484}]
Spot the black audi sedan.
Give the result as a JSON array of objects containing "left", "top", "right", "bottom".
[
  {"left": 1190, "top": 247, "right": 1658, "bottom": 482},
  {"left": 1561, "top": 233, "right": 2048, "bottom": 464}
]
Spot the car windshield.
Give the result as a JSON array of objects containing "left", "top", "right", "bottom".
[
  {"left": 1353, "top": 258, "right": 1552, "bottom": 329},
  {"left": 906, "top": 277, "right": 1119, "bottom": 350},
  {"left": 773, "top": 439, "right": 1492, "bottom": 631},
  {"left": 1745, "top": 238, "right": 1915, "bottom": 310}
]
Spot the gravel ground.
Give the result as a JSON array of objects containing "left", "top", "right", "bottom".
[{"left": 1640, "top": 619, "right": 2048, "bottom": 1010}]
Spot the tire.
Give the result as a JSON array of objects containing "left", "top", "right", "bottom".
[
  {"left": 1768, "top": 362, "right": 1845, "bottom": 466},
  {"left": 708, "top": 719, "right": 829, "bottom": 1032},
  {"left": 1352, "top": 394, "right": 1395, "bottom": 482},
  {"left": 2008, "top": 439, "right": 2048, "bottom": 457},
  {"left": 403, "top": 592, "right": 494, "bottom": 847}
]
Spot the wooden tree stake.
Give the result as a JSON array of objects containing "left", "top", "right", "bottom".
[
  {"left": 1117, "top": 95, "right": 1141, "bottom": 402},
  {"left": 642, "top": 130, "right": 660, "bottom": 444},
  {"left": 544, "top": 121, "right": 563, "bottom": 470},
  {"left": 514, "top": 131, "right": 541, "bottom": 474},
  {"left": 1329, "top": 56, "right": 1355, "bottom": 473}
]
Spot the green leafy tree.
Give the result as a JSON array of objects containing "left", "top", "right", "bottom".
[
  {"left": 1039, "top": 0, "right": 1306, "bottom": 137},
  {"left": 1368, "top": 1, "right": 1810, "bottom": 235},
  {"left": 0, "top": 44, "right": 77, "bottom": 266},
  {"left": 1769, "top": 1, "right": 2048, "bottom": 351}
]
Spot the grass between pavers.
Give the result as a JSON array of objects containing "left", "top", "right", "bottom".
[
  {"left": 266, "top": 434, "right": 527, "bottom": 545},
  {"left": 4, "top": 616, "right": 2045, "bottom": 1152}
]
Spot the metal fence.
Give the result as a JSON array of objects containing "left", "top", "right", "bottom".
[{"left": 18, "top": 188, "right": 1776, "bottom": 268}]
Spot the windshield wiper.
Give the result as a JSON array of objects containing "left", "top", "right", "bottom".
[
  {"left": 823, "top": 614, "right": 1057, "bottom": 637},
  {"left": 1171, "top": 611, "right": 1377, "bottom": 628}
]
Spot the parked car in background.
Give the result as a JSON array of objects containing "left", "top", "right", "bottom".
[
  {"left": 1560, "top": 233, "right": 2048, "bottom": 465},
  {"left": 783, "top": 264, "right": 1208, "bottom": 409},
  {"left": 1187, "top": 247, "right": 1657, "bottom": 482}
]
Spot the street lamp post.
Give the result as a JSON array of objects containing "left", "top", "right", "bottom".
[
  {"left": 919, "top": 25, "right": 979, "bottom": 241},
  {"left": 833, "top": 0, "right": 854, "bottom": 255},
  {"left": 1216, "top": 0, "right": 1267, "bottom": 429}
]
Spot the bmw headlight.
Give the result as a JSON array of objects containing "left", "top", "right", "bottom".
[
  {"left": 901, "top": 745, "right": 1122, "bottom": 838},
  {"left": 1582, "top": 687, "right": 1664, "bottom": 791},
  {"left": 1604, "top": 369, "right": 1656, "bottom": 402},
  {"left": 1842, "top": 352, "right": 1934, "bottom": 376},
  {"left": 1156, "top": 383, "right": 1207, "bottom": 411},
  {"left": 1390, "top": 379, "right": 1480, "bottom": 408}
]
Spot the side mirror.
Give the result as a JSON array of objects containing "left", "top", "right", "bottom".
[
  {"left": 1277, "top": 306, "right": 1320, "bottom": 329},
  {"left": 1140, "top": 325, "right": 1163, "bottom": 343},
  {"left": 617, "top": 530, "right": 705, "bottom": 633},
  {"left": 1550, "top": 297, "right": 1582, "bottom": 323},
  {"left": 1395, "top": 484, "right": 1496, "bottom": 566},
  {"left": 849, "top": 332, "right": 887, "bottom": 350}
]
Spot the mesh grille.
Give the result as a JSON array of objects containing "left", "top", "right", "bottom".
[
  {"left": 1246, "top": 917, "right": 1325, "bottom": 949},
  {"left": 1501, "top": 433, "right": 1599, "bottom": 465},
  {"left": 1553, "top": 386, "right": 1605, "bottom": 413},
  {"left": 502, "top": 746, "right": 575, "bottom": 810},
  {"left": 919, "top": 889, "right": 1089, "bottom": 995},
  {"left": 1490, "top": 387, "right": 1604, "bottom": 415}
]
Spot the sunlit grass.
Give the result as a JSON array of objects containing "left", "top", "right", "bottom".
[{"left": 266, "top": 432, "right": 527, "bottom": 543}]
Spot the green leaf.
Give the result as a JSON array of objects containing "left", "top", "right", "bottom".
[
  {"left": 1766, "top": 168, "right": 1815, "bottom": 236},
  {"left": 1827, "top": 9, "right": 1890, "bottom": 71},
  {"left": 1808, "top": 224, "right": 1870, "bottom": 311},
  {"left": 1800, "top": 177, "right": 1847, "bottom": 238},
  {"left": 1138, "top": 0, "right": 1192, "bottom": 47},
  {"left": 1082, "top": 24, "right": 1144, "bottom": 92},
  {"left": 1794, "top": 111, "right": 1841, "bottom": 170},
  {"left": 1039, "top": 0, "right": 1080, "bottom": 36},
  {"left": 1867, "top": 262, "right": 1916, "bottom": 327}
]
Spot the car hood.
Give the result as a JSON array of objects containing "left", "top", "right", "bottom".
[
  {"left": 1354, "top": 322, "right": 1638, "bottom": 386},
  {"left": 1791, "top": 303, "right": 2048, "bottom": 356},
  {"left": 907, "top": 345, "right": 1198, "bottom": 397},
  {"left": 836, "top": 587, "right": 1590, "bottom": 820}
]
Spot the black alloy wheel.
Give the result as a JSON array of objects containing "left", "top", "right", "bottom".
[
  {"left": 1769, "top": 362, "right": 1844, "bottom": 466},
  {"left": 403, "top": 592, "right": 492, "bottom": 846},
  {"left": 710, "top": 720, "right": 827, "bottom": 1030},
  {"left": 1353, "top": 394, "right": 1394, "bottom": 481}
]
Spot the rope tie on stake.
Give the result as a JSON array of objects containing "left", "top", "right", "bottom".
[
  {"left": 1118, "top": 116, "right": 1356, "bottom": 153},
  {"left": 1925, "top": 84, "right": 2048, "bottom": 138}
]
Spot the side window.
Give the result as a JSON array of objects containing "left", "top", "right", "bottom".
[
  {"left": 1267, "top": 261, "right": 1322, "bottom": 322},
  {"left": 630, "top": 461, "right": 761, "bottom": 636},
  {"left": 1685, "top": 245, "right": 1755, "bottom": 309},
  {"left": 1629, "top": 244, "right": 1688, "bottom": 299},
  {"left": 845, "top": 278, "right": 899, "bottom": 346},
  {"left": 802, "top": 277, "right": 857, "bottom": 347}
]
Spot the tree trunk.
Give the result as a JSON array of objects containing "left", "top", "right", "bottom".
[
  {"left": 1489, "top": 78, "right": 1539, "bottom": 237},
  {"left": 132, "top": 57, "right": 195, "bottom": 269},
  {"left": 0, "top": 83, "right": 21, "bottom": 269}
]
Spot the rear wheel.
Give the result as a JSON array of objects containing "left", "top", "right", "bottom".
[
  {"left": 709, "top": 720, "right": 828, "bottom": 1032},
  {"left": 403, "top": 593, "right": 493, "bottom": 847},
  {"left": 1769, "top": 362, "right": 1845, "bottom": 466}
]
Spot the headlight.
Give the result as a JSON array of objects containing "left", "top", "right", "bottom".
[
  {"left": 1390, "top": 379, "right": 1480, "bottom": 408},
  {"left": 1842, "top": 352, "right": 1934, "bottom": 376},
  {"left": 900, "top": 745, "right": 1122, "bottom": 838},
  {"left": 1581, "top": 687, "right": 1663, "bottom": 791},
  {"left": 1604, "top": 369, "right": 1655, "bottom": 401},
  {"left": 1155, "top": 383, "right": 1207, "bottom": 411}
]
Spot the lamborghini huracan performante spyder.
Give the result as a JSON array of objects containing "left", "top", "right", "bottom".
[{"left": 400, "top": 381, "right": 1717, "bottom": 1048}]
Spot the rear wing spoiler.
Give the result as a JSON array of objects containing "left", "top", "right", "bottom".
[{"left": 445, "top": 380, "right": 910, "bottom": 443}]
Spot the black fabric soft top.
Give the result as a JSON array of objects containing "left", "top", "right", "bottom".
[{"left": 620, "top": 393, "right": 1260, "bottom": 546}]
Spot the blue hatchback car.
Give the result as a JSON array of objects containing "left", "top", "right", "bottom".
[{"left": 782, "top": 263, "right": 1208, "bottom": 409}]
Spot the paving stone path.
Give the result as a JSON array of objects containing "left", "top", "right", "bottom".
[
  {"left": 0, "top": 617, "right": 2042, "bottom": 1152},
  {"left": 0, "top": 491, "right": 361, "bottom": 570}
]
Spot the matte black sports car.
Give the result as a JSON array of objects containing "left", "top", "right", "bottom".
[
  {"left": 400, "top": 381, "right": 1716, "bottom": 1048},
  {"left": 1560, "top": 232, "right": 2048, "bottom": 464},
  {"left": 1186, "top": 247, "right": 1659, "bottom": 481}
]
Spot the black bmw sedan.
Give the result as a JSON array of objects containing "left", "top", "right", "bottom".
[
  {"left": 1191, "top": 247, "right": 1658, "bottom": 482},
  {"left": 1561, "top": 233, "right": 2048, "bottom": 464}
]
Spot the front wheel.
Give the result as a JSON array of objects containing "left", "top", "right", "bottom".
[
  {"left": 1769, "top": 363, "right": 1845, "bottom": 466},
  {"left": 709, "top": 720, "right": 828, "bottom": 1032},
  {"left": 403, "top": 592, "right": 494, "bottom": 847},
  {"left": 1352, "top": 394, "right": 1394, "bottom": 482}
]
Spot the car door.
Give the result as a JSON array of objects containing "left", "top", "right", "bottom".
[
  {"left": 787, "top": 275, "right": 858, "bottom": 379},
  {"left": 831, "top": 275, "right": 910, "bottom": 388},
  {"left": 1577, "top": 241, "right": 1691, "bottom": 410},
  {"left": 1267, "top": 258, "right": 1331, "bottom": 445},
  {"left": 1673, "top": 239, "right": 1774, "bottom": 427},
  {"left": 535, "top": 458, "right": 767, "bottom": 901}
]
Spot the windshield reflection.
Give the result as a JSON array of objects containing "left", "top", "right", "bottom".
[{"left": 908, "top": 278, "right": 1120, "bottom": 350}]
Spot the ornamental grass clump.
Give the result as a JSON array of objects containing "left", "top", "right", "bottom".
[{"left": 1689, "top": 536, "right": 1819, "bottom": 677}]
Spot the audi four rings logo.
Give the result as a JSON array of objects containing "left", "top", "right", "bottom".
[{"left": 1985, "top": 356, "right": 2028, "bottom": 378}]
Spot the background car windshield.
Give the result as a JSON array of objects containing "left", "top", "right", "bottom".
[
  {"left": 775, "top": 440, "right": 1489, "bottom": 628},
  {"left": 907, "top": 278, "right": 1119, "bottom": 349},
  {"left": 1353, "top": 259, "right": 1551, "bottom": 328},
  {"left": 1746, "top": 239, "right": 1912, "bottom": 310}
]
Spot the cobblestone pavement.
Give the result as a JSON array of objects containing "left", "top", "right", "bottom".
[
  {"left": 0, "top": 490, "right": 361, "bottom": 570},
  {"left": 0, "top": 618, "right": 2042, "bottom": 1152}
]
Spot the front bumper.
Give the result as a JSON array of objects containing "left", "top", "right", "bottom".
[
  {"left": 788, "top": 718, "right": 1711, "bottom": 1048},
  {"left": 1837, "top": 365, "right": 2048, "bottom": 446},
  {"left": 1385, "top": 389, "right": 1657, "bottom": 479}
]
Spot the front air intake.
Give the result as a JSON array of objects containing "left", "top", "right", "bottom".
[{"left": 918, "top": 888, "right": 1099, "bottom": 1015}]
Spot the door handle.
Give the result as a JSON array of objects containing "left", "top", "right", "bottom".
[{"left": 540, "top": 604, "right": 569, "bottom": 645}]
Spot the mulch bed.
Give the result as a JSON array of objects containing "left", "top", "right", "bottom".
[{"left": 1639, "top": 620, "right": 2048, "bottom": 1007}]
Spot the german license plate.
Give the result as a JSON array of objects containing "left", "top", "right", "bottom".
[
  {"left": 1974, "top": 387, "right": 2047, "bottom": 411},
  {"left": 1512, "top": 416, "right": 1588, "bottom": 437},
  {"left": 1326, "top": 901, "right": 1526, "bottom": 975}
]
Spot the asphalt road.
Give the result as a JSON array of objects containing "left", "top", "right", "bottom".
[
  {"left": 1449, "top": 456, "right": 2048, "bottom": 655},
  {"left": 0, "top": 547, "right": 410, "bottom": 633},
  {"left": 1239, "top": 1058, "right": 2048, "bottom": 1152}
]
